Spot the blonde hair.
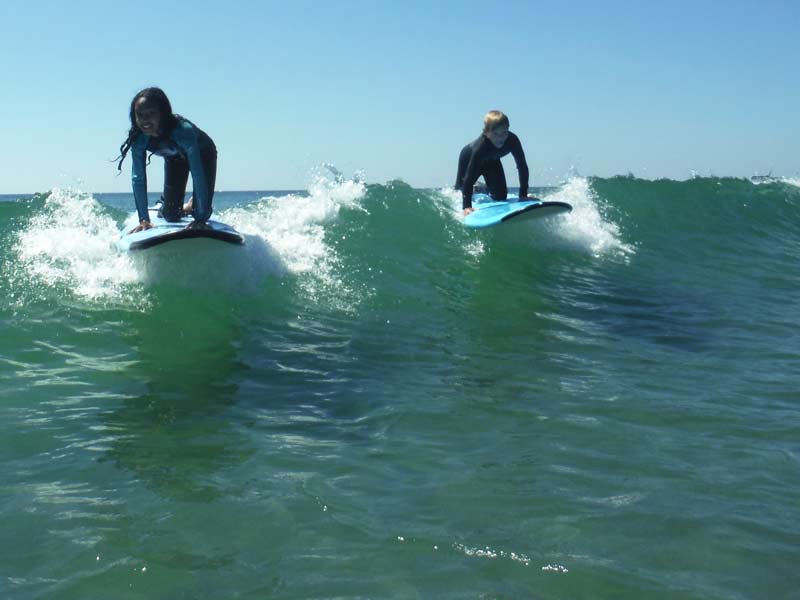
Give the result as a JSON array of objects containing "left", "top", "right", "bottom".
[{"left": 483, "top": 110, "right": 509, "bottom": 132}]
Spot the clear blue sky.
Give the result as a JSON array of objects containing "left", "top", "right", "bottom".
[{"left": 1, "top": 0, "right": 797, "bottom": 193}]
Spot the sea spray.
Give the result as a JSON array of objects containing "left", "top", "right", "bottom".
[
  {"left": 222, "top": 166, "right": 368, "bottom": 311},
  {"left": 544, "top": 176, "right": 635, "bottom": 258},
  {"left": 15, "top": 188, "right": 138, "bottom": 303}
]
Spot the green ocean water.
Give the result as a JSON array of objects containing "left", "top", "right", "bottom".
[{"left": 1, "top": 173, "right": 799, "bottom": 599}]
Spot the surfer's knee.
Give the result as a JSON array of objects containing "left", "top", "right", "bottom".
[{"left": 158, "top": 198, "right": 183, "bottom": 222}]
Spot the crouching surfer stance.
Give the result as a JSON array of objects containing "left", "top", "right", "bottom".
[
  {"left": 115, "top": 87, "right": 217, "bottom": 233},
  {"left": 455, "top": 110, "right": 536, "bottom": 216}
]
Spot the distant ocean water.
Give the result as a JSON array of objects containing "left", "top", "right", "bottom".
[{"left": 1, "top": 171, "right": 799, "bottom": 599}]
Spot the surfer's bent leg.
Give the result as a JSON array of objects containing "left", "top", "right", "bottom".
[
  {"left": 201, "top": 147, "right": 217, "bottom": 218},
  {"left": 454, "top": 144, "right": 472, "bottom": 191},
  {"left": 482, "top": 159, "right": 508, "bottom": 200},
  {"left": 185, "top": 146, "right": 218, "bottom": 222},
  {"left": 160, "top": 157, "right": 190, "bottom": 222}
]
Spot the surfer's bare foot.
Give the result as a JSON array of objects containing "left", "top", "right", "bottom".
[{"left": 463, "top": 207, "right": 475, "bottom": 216}]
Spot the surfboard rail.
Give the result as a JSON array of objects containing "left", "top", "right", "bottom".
[
  {"left": 464, "top": 195, "right": 572, "bottom": 229},
  {"left": 118, "top": 209, "right": 245, "bottom": 251}
]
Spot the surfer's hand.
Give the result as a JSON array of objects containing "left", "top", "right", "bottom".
[
  {"left": 129, "top": 220, "right": 153, "bottom": 233},
  {"left": 463, "top": 207, "right": 475, "bottom": 216}
]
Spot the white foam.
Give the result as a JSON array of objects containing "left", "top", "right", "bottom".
[
  {"left": 15, "top": 188, "right": 139, "bottom": 302},
  {"left": 782, "top": 176, "right": 800, "bottom": 188},
  {"left": 14, "top": 165, "right": 370, "bottom": 307},
  {"left": 125, "top": 237, "right": 278, "bottom": 294},
  {"left": 543, "top": 176, "right": 635, "bottom": 258},
  {"left": 438, "top": 186, "right": 464, "bottom": 217},
  {"left": 221, "top": 166, "right": 368, "bottom": 308}
]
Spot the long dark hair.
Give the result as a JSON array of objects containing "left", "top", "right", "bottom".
[{"left": 115, "top": 87, "right": 179, "bottom": 171}]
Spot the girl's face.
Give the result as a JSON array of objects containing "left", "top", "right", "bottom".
[
  {"left": 486, "top": 125, "right": 509, "bottom": 148},
  {"left": 134, "top": 97, "right": 162, "bottom": 136}
]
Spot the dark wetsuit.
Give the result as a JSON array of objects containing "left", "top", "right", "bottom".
[
  {"left": 130, "top": 118, "right": 217, "bottom": 223},
  {"left": 454, "top": 132, "right": 529, "bottom": 210}
]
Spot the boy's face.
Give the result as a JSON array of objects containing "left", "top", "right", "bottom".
[{"left": 486, "top": 125, "right": 509, "bottom": 148}]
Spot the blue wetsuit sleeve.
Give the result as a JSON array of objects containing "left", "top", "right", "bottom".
[
  {"left": 130, "top": 135, "right": 150, "bottom": 222},
  {"left": 509, "top": 133, "right": 529, "bottom": 198},
  {"left": 173, "top": 121, "right": 211, "bottom": 222}
]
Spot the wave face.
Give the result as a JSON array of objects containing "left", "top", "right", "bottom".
[{"left": 1, "top": 173, "right": 798, "bottom": 599}]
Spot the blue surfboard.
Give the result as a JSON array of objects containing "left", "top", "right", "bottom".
[
  {"left": 464, "top": 194, "right": 572, "bottom": 229},
  {"left": 119, "top": 208, "right": 245, "bottom": 251}
]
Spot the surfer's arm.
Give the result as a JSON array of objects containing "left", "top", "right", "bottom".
[
  {"left": 131, "top": 137, "right": 150, "bottom": 222},
  {"left": 176, "top": 123, "right": 211, "bottom": 222},
  {"left": 460, "top": 156, "right": 483, "bottom": 210},
  {"left": 509, "top": 134, "right": 529, "bottom": 198},
  {"left": 460, "top": 137, "right": 494, "bottom": 210},
  {"left": 455, "top": 144, "right": 476, "bottom": 211}
]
